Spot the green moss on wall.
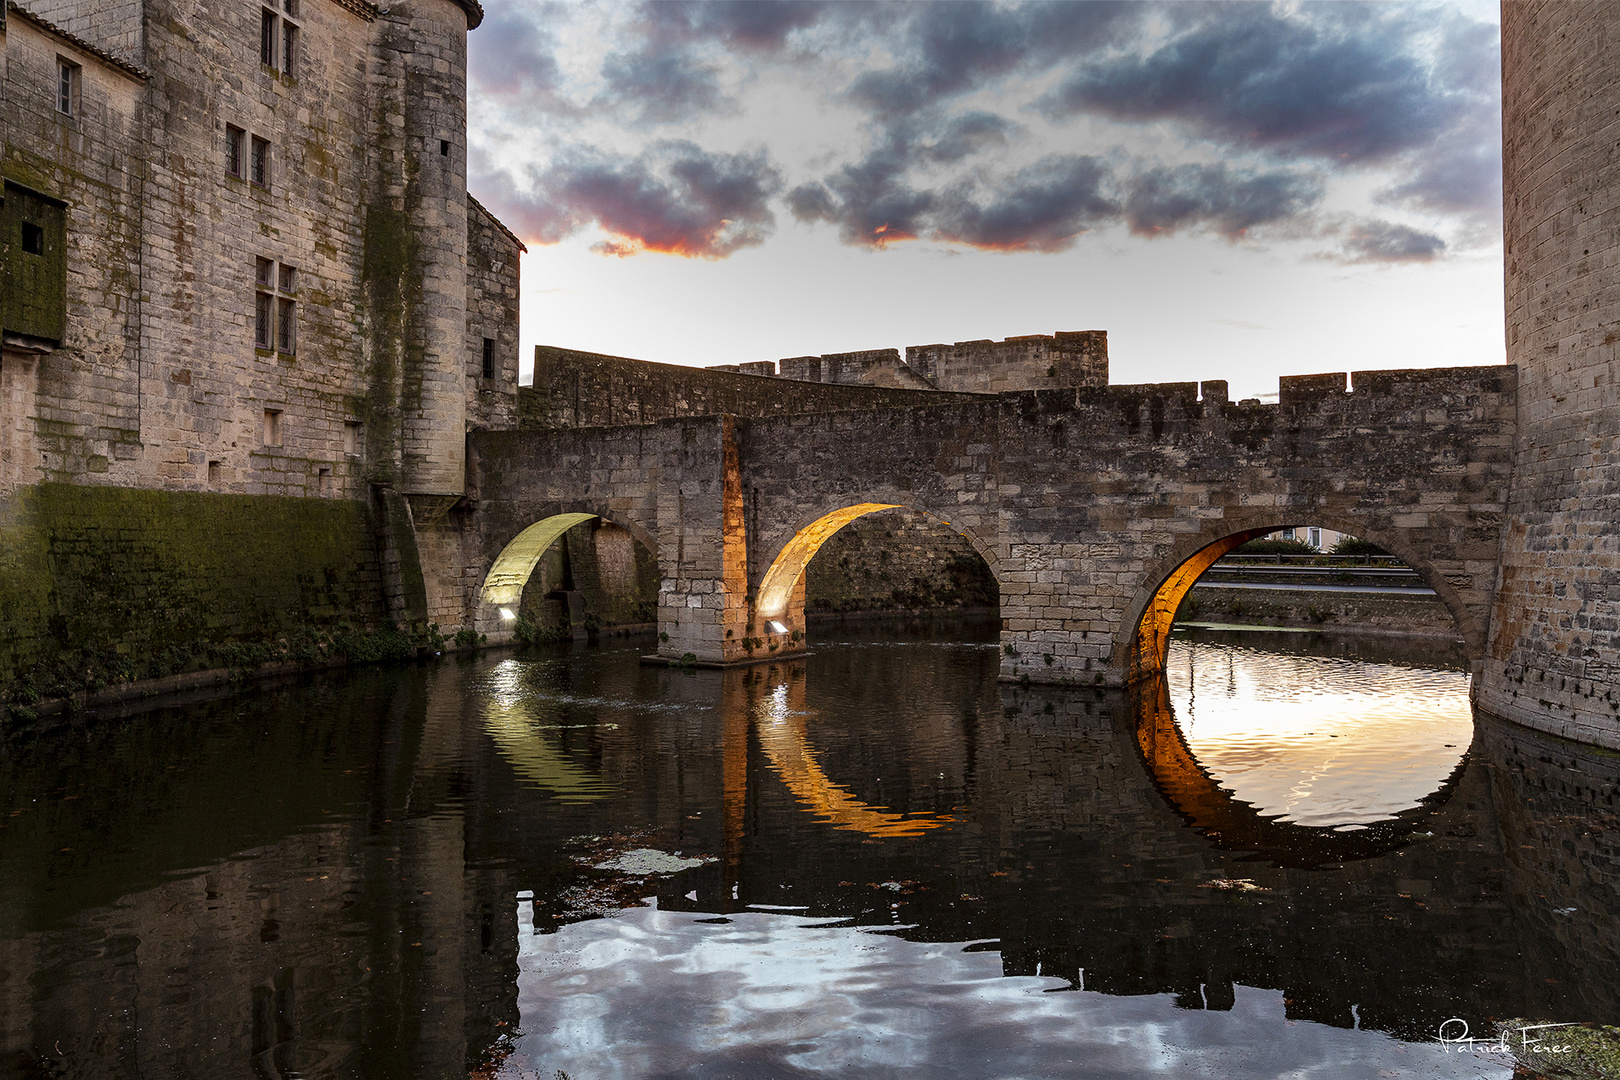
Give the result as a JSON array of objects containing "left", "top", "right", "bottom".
[{"left": 0, "top": 484, "right": 391, "bottom": 704}]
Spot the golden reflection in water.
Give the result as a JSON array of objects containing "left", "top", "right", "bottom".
[
  {"left": 1165, "top": 638, "right": 1473, "bottom": 826},
  {"left": 482, "top": 659, "right": 616, "bottom": 803},
  {"left": 753, "top": 679, "right": 954, "bottom": 838}
]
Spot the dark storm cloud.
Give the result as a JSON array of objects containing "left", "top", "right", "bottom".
[
  {"left": 1337, "top": 220, "right": 1447, "bottom": 263},
  {"left": 1122, "top": 164, "right": 1323, "bottom": 240},
  {"left": 790, "top": 152, "right": 1115, "bottom": 252},
  {"left": 636, "top": 0, "right": 839, "bottom": 52},
  {"left": 476, "top": 142, "right": 784, "bottom": 258},
  {"left": 921, "top": 112, "right": 1020, "bottom": 164},
  {"left": 848, "top": 1, "right": 1140, "bottom": 117},
  {"left": 597, "top": 44, "right": 729, "bottom": 125},
  {"left": 467, "top": 3, "right": 570, "bottom": 108},
  {"left": 932, "top": 155, "right": 1117, "bottom": 252},
  {"left": 786, "top": 140, "right": 935, "bottom": 246},
  {"left": 1039, "top": 3, "right": 1485, "bottom": 165}
]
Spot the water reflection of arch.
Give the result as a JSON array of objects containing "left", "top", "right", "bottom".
[
  {"left": 748, "top": 669, "right": 954, "bottom": 839},
  {"left": 754, "top": 492, "right": 1001, "bottom": 620},
  {"left": 1118, "top": 512, "right": 1481, "bottom": 684},
  {"left": 1131, "top": 674, "right": 1469, "bottom": 867},
  {"left": 481, "top": 692, "right": 616, "bottom": 804}
]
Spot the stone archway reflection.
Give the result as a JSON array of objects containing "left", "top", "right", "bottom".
[
  {"left": 481, "top": 659, "right": 615, "bottom": 803},
  {"left": 1132, "top": 673, "right": 1468, "bottom": 867},
  {"left": 751, "top": 671, "right": 954, "bottom": 839}
]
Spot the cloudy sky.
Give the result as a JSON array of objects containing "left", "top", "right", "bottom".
[{"left": 467, "top": 0, "right": 1503, "bottom": 398}]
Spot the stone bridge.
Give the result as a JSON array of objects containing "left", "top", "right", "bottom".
[{"left": 436, "top": 364, "right": 1515, "bottom": 687}]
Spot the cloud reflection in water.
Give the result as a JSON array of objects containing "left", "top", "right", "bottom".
[
  {"left": 1166, "top": 638, "right": 1474, "bottom": 827},
  {"left": 500, "top": 902, "right": 1510, "bottom": 1079}
]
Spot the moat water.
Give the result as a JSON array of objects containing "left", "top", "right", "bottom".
[{"left": 2, "top": 618, "right": 1617, "bottom": 1079}]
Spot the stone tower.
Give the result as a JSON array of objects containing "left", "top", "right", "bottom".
[
  {"left": 1482, "top": 1, "right": 1620, "bottom": 748},
  {"left": 366, "top": 0, "right": 481, "bottom": 508}
]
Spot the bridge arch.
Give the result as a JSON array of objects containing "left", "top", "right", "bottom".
[
  {"left": 1117, "top": 512, "right": 1483, "bottom": 684},
  {"left": 753, "top": 495, "right": 1001, "bottom": 625},
  {"left": 475, "top": 508, "right": 659, "bottom": 639}
]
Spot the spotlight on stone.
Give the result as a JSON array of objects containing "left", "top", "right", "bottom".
[
  {"left": 765, "top": 620, "right": 788, "bottom": 634},
  {"left": 499, "top": 607, "right": 517, "bottom": 621}
]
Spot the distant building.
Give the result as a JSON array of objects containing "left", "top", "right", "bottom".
[{"left": 1264, "top": 527, "right": 1352, "bottom": 552}]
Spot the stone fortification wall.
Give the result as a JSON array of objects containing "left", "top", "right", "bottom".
[
  {"left": 906, "top": 331, "right": 1109, "bottom": 393},
  {"left": 1, "top": 7, "right": 147, "bottom": 487},
  {"left": 0, "top": 0, "right": 519, "bottom": 708},
  {"left": 805, "top": 507, "right": 998, "bottom": 615},
  {"left": 0, "top": 484, "right": 389, "bottom": 697},
  {"left": 465, "top": 197, "right": 524, "bottom": 433},
  {"left": 521, "top": 346, "right": 974, "bottom": 429},
  {"left": 1481, "top": 1, "right": 1620, "bottom": 748},
  {"left": 776, "top": 348, "right": 935, "bottom": 389},
  {"left": 734, "top": 330, "right": 1108, "bottom": 394}
]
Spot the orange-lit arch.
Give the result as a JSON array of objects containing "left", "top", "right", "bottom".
[
  {"left": 755, "top": 503, "right": 902, "bottom": 618},
  {"left": 1127, "top": 529, "right": 1273, "bottom": 683},
  {"left": 1124, "top": 519, "right": 1477, "bottom": 684}
]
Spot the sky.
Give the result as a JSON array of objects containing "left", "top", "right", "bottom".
[{"left": 466, "top": 0, "right": 1504, "bottom": 400}]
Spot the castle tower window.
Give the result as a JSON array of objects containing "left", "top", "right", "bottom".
[
  {"left": 281, "top": 19, "right": 298, "bottom": 78},
  {"left": 343, "top": 421, "right": 363, "bottom": 457},
  {"left": 276, "top": 264, "right": 297, "bottom": 355},
  {"left": 482, "top": 337, "right": 495, "bottom": 380},
  {"left": 254, "top": 257, "right": 274, "bottom": 349},
  {"left": 263, "top": 409, "right": 282, "bottom": 447},
  {"left": 226, "top": 125, "right": 245, "bottom": 178},
  {"left": 56, "top": 59, "right": 79, "bottom": 117},
  {"left": 250, "top": 136, "right": 270, "bottom": 188},
  {"left": 260, "top": 8, "right": 276, "bottom": 66},
  {"left": 261, "top": 5, "right": 299, "bottom": 76}
]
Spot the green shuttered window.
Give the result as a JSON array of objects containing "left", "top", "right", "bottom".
[{"left": 2, "top": 182, "right": 68, "bottom": 344}]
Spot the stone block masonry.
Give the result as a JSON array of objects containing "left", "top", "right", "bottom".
[
  {"left": 1480, "top": 0, "right": 1620, "bottom": 749},
  {"left": 523, "top": 346, "right": 978, "bottom": 429},
  {"left": 467, "top": 364, "right": 1515, "bottom": 688},
  {"left": 0, "top": 0, "right": 515, "bottom": 704}
]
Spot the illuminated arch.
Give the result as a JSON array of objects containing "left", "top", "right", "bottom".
[
  {"left": 1120, "top": 515, "right": 1479, "bottom": 684},
  {"left": 480, "top": 513, "right": 598, "bottom": 606},
  {"left": 1132, "top": 674, "right": 1466, "bottom": 867},
  {"left": 755, "top": 500, "right": 999, "bottom": 619}
]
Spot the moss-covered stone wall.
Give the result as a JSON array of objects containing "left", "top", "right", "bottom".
[{"left": 0, "top": 484, "right": 388, "bottom": 698}]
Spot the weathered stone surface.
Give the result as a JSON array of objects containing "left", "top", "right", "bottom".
[
  {"left": 522, "top": 345, "right": 977, "bottom": 429},
  {"left": 1479, "top": 0, "right": 1620, "bottom": 749},
  {"left": 467, "top": 365, "right": 1517, "bottom": 685}
]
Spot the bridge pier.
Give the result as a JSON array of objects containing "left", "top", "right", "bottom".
[{"left": 652, "top": 416, "right": 809, "bottom": 667}]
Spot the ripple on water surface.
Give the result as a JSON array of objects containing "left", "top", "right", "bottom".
[{"left": 1164, "top": 635, "right": 1474, "bottom": 827}]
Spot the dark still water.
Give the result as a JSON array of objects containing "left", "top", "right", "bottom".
[{"left": 2, "top": 620, "right": 1617, "bottom": 1079}]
